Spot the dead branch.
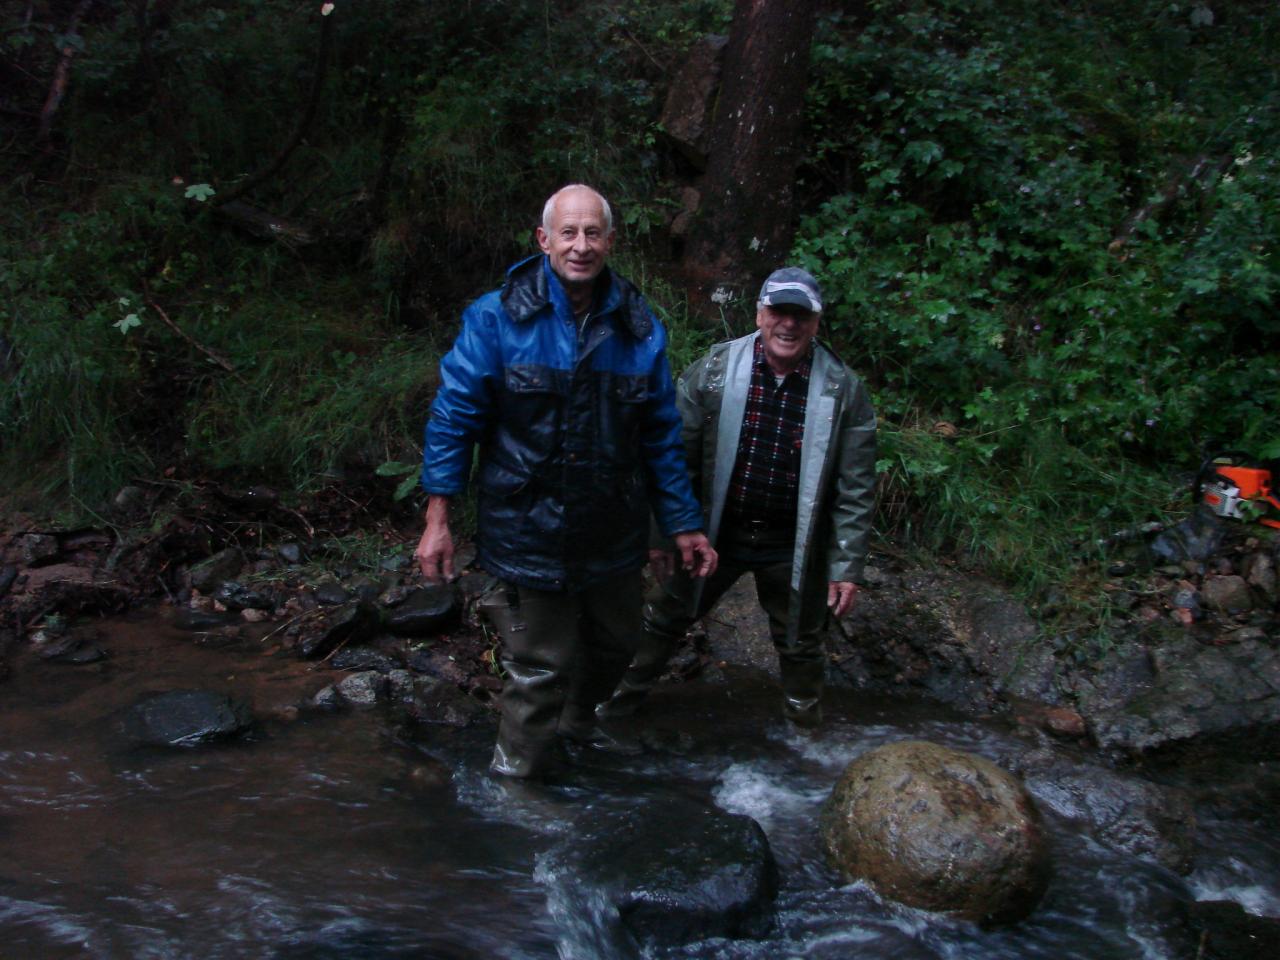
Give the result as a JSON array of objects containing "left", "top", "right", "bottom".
[
  {"left": 213, "top": 199, "right": 317, "bottom": 245},
  {"left": 215, "top": 9, "right": 335, "bottom": 206},
  {"left": 1109, "top": 153, "right": 1232, "bottom": 256},
  {"left": 36, "top": 0, "right": 94, "bottom": 143}
]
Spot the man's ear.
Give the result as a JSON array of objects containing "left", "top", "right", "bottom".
[{"left": 535, "top": 226, "right": 550, "bottom": 254}]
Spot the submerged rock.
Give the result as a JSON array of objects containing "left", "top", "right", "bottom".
[
  {"left": 541, "top": 793, "right": 777, "bottom": 949},
  {"left": 1189, "top": 899, "right": 1280, "bottom": 960},
  {"left": 405, "top": 676, "right": 488, "bottom": 727},
  {"left": 122, "top": 689, "right": 253, "bottom": 746},
  {"left": 821, "top": 740, "right": 1049, "bottom": 924}
]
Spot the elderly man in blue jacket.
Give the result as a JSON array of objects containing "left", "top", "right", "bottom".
[{"left": 415, "top": 184, "right": 716, "bottom": 779}]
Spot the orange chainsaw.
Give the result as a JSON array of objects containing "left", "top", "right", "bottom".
[{"left": 1193, "top": 452, "right": 1280, "bottom": 530}]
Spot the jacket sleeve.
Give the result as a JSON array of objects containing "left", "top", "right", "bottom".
[
  {"left": 421, "top": 302, "right": 501, "bottom": 495},
  {"left": 826, "top": 376, "right": 878, "bottom": 583},
  {"left": 638, "top": 316, "right": 705, "bottom": 537}
]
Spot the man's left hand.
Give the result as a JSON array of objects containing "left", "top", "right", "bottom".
[
  {"left": 672, "top": 531, "right": 717, "bottom": 578},
  {"left": 828, "top": 581, "right": 858, "bottom": 618}
]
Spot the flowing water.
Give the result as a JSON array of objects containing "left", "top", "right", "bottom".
[{"left": 1, "top": 612, "right": 1277, "bottom": 959}]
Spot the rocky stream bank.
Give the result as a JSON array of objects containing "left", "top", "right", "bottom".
[{"left": 2, "top": 483, "right": 1279, "bottom": 953}]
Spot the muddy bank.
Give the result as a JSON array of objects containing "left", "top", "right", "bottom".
[{"left": 3, "top": 485, "right": 1279, "bottom": 765}]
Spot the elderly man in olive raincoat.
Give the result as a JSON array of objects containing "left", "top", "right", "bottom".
[{"left": 604, "top": 267, "right": 877, "bottom": 726}]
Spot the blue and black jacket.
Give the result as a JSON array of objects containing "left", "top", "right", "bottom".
[{"left": 422, "top": 255, "right": 703, "bottom": 591}]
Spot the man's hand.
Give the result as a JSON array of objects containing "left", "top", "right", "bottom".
[
  {"left": 415, "top": 495, "right": 456, "bottom": 583},
  {"left": 828, "top": 581, "right": 858, "bottom": 618},
  {"left": 672, "top": 531, "right": 717, "bottom": 578},
  {"left": 647, "top": 548, "right": 674, "bottom": 583}
]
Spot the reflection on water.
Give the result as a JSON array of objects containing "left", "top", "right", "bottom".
[{"left": 1, "top": 612, "right": 1277, "bottom": 959}]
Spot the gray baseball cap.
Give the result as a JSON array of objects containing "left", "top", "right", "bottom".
[{"left": 758, "top": 267, "right": 823, "bottom": 313}]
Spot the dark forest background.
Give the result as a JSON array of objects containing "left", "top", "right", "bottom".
[{"left": 2, "top": 0, "right": 1277, "bottom": 605}]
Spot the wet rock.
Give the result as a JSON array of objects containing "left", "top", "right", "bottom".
[
  {"left": 110, "top": 485, "right": 148, "bottom": 520},
  {"left": 404, "top": 645, "right": 469, "bottom": 685},
  {"left": 296, "top": 600, "right": 382, "bottom": 659},
  {"left": 838, "top": 568, "right": 1057, "bottom": 713},
  {"left": 1201, "top": 575, "right": 1253, "bottom": 616},
  {"left": 0, "top": 564, "right": 17, "bottom": 598},
  {"left": 31, "top": 626, "right": 107, "bottom": 665},
  {"left": 277, "top": 542, "right": 305, "bottom": 565},
  {"left": 1170, "top": 580, "right": 1202, "bottom": 620},
  {"left": 1011, "top": 748, "right": 1195, "bottom": 873},
  {"left": 378, "top": 585, "right": 414, "bottom": 608},
  {"left": 348, "top": 576, "right": 383, "bottom": 604},
  {"left": 309, "top": 685, "right": 342, "bottom": 712},
  {"left": 542, "top": 793, "right": 777, "bottom": 949},
  {"left": 379, "top": 553, "right": 409, "bottom": 573},
  {"left": 189, "top": 548, "right": 245, "bottom": 594},
  {"left": 384, "top": 586, "right": 460, "bottom": 637},
  {"left": 213, "top": 580, "right": 273, "bottom": 612},
  {"left": 1082, "top": 628, "right": 1280, "bottom": 752},
  {"left": 336, "top": 671, "right": 387, "bottom": 708},
  {"left": 173, "top": 607, "right": 240, "bottom": 631},
  {"left": 1149, "top": 507, "right": 1224, "bottom": 564},
  {"left": 1010, "top": 699, "right": 1086, "bottom": 738},
  {"left": 406, "top": 676, "right": 487, "bottom": 727},
  {"left": 387, "top": 668, "right": 415, "bottom": 703},
  {"left": 328, "top": 645, "right": 397, "bottom": 674},
  {"left": 1245, "top": 552, "right": 1276, "bottom": 603},
  {"left": 122, "top": 690, "right": 253, "bottom": 746},
  {"left": 19, "top": 533, "right": 59, "bottom": 567},
  {"left": 821, "top": 740, "right": 1049, "bottom": 924},
  {"left": 1189, "top": 899, "right": 1280, "bottom": 960},
  {"left": 312, "top": 580, "right": 350, "bottom": 606}
]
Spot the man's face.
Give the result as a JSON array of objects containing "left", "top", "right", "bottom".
[
  {"left": 756, "top": 304, "right": 820, "bottom": 375},
  {"left": 536, "top": 189, "right": 615, "bottom": 288}
]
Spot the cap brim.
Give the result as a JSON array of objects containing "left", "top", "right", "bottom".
[{"left": 760, "top": 289, "right": 822, "bottom": 312}]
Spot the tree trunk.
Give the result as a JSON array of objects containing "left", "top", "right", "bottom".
[{"left": 680, "top": 0, "right": 817, "bottom": 321}]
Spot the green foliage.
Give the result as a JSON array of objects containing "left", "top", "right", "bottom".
[
  {"left": 3, "top": 0, "right": 1277, "bottom": 618},
  {"left": 794, "top": 0, "right": 1280, "bottom": 579}
]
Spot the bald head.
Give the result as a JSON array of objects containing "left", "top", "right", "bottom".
[
  {"left": 536, "top": 184, "right": 616, "bottom": 294},
  {"left": 541, "top": 185, "right": 613, "bottom": 235}
]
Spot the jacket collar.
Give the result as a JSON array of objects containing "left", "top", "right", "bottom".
[{"left": 499, "top": 255, "right": 652, "bottom": 339}]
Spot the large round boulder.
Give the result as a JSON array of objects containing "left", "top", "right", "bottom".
[{"left": 820, "top": 740, "right": 1049, "bottom": 924}]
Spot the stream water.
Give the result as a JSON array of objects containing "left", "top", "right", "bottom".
[{"left": 1, "top": 612, "right": 1277, "bottom": 959}]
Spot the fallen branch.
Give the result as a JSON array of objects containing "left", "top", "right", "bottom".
[{"left": 142, "top": 289, "right": 247, "bottom": 384}]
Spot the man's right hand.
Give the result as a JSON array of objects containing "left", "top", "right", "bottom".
[
  {"left": 672, "top": 531, "right": 717, "bottom": 579},
  {"left": 415, "top": 495, "right": 456, "bottom": 583}
]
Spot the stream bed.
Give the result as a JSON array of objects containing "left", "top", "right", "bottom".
[{"left": 2, "top": 611, "right": 1278, "bottom": 958}]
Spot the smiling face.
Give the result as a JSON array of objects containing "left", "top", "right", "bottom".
[
  {"left": 756, "top": 303, "right": 820, "bottom": 375},
  {"left": 535, "top": 187, "right": 615, "bottom": 291}
]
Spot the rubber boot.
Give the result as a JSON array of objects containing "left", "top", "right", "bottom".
[
  {"left": 780, "top": 655, "right": 825, "bottom": 728},
  {"left": 480, "top": 584, "right": 574, "bottom": 779}
]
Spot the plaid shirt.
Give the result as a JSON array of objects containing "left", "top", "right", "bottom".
[{"left": 725, "top": 339, "right": 811, "bottom": 526}]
